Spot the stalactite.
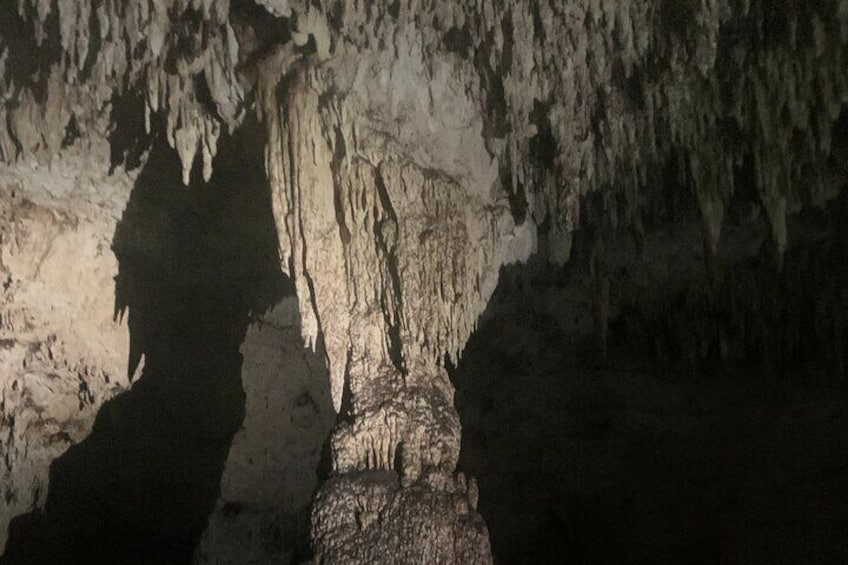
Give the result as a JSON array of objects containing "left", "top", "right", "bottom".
[
  {"left": 3, "top": 1, "right": 848, "bottom": 222},
  {"left": 266, "top": 0, "right": 848, "bottom": 269},
  {"left": 2, "top": 0, "right": 243, "bottom": 182}
]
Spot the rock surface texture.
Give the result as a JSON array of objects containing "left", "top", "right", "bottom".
[
  {"left": 0, "top": 142, "right": 134, "bottom": 553},
  {"left": 195, "top": 299, "right": 335, "bottom": 565},
  {"left": 2, "top": 0, "right": 848, "bottom": 563}
]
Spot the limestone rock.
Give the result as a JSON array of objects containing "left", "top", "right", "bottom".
[
  {"left": 195, "top": 299, "right": 334, "bottom": 564},
  {"left": 0, "top": 142, "right": 134, "bottom": 554},
  {"left": 311, "top": 473, "right": 491, "bottom": 565}
]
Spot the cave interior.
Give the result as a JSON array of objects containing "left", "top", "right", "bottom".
[{"left": 0, "top": 1, "right": 847, "bottom": 564}]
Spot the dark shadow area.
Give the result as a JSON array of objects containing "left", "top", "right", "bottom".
[
  {"left": 452, "top": 192, "right": 848, "bottom": 564},
  {"left": 1, "top": 116, "right": 289, "bottom": 565}
]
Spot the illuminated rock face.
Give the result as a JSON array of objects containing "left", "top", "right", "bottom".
[
  {"left": 0, "top": 142, "right": 135, "bottom": 553},
  {"left": 195, "top": 299, "right": 336, "bottom": 565},
  {"left": 2, "top": 1, "right": 848, "bottom": 563},
  {"left": 259, "top": 47, "right": 529, "bottom": 561}
]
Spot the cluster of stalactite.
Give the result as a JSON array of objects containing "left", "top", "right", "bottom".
[
  {"left": 613, "top": 190, "right": 848, "bottom": 381},
  {"left": 0, "top": 0, "right": 243, "bottom": 184},
  {"left": 253, "top": 2, "right": 848, "bottom": 268},
  {"left": 4, "top": 2, "right": 848, "bottom": 266},
  {"left": 4, "top": 0, "right": 847, "bottom": 387}
]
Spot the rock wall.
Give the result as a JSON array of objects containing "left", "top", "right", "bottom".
[
  {"left": 196, "top": 298, "right": 334, "bottom": 564},
  {"left": 451, "top": 187, "right": 848, "bottom": 563},
  {"left": 1, "top": 119, "right": 303, "bottom": 563},
  {"left": 0, "top": 142, "right": 134, "bottom": 554}
]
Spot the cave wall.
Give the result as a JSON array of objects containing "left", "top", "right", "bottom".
[
  {"left": 0, "top": 141, "right": 134, "bottom": 553},
  {"left": 450, "top": 187, "right": 848, "bottom": 563},
  {"left": 2, "top": 1, "right": 848, "bottom": 563},
  {"left": 195, "top": 298, "right": 334, "bottom": 564},
  {"left": 0, "top": 116, "right": 334, "bottom": 563}
]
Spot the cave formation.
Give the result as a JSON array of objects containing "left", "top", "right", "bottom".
[{"left": 1, "top": 1, "right": 847, "bottom": 563}]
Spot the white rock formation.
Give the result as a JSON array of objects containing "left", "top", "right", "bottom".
[{"left": 259, "top": 41, "right": 529, "bottom": 561}]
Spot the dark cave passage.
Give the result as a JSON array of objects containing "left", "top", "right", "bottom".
[
  {"left": 452, "top": 192, "right": 848, "bottom": 565},
  {"left": 1, "top": 119, "right": 290, "bottom": 565}
]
